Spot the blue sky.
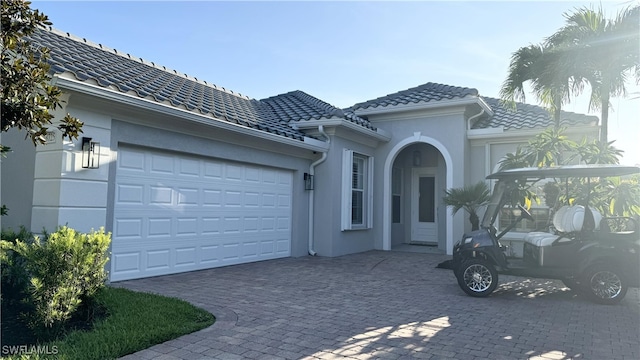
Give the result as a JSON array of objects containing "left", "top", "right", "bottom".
[{"left": 32, "top": 0, "right": 639, "bottom": 165}]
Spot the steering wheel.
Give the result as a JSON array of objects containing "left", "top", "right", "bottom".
[{"left": 518, "top": 204, "right": 534, "bottom": 221}]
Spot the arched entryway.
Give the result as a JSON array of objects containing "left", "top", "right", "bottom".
[{"left": 382, "top": 132, "right": 454, "bottom": 254}]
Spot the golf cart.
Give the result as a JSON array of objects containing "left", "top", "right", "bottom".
[{"left": 452, "top": 164, "right": 640, "bottom": 304}]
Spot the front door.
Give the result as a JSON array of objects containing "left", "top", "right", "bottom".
[{"left": 411, "top": 168, "right": 437, "bottom": 244}]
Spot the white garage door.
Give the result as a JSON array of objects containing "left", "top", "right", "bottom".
[{"left": 111, "top": 146, "right": 292, "bottom": 281}]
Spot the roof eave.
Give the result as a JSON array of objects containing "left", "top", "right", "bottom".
[
  {"left": 290, "top": 117, "right": 391, "bottom": 142},
  {"left": 353, "top": 96, "right": 494, "bottom": 117},
  {"left": 55, "top": 76, "right": 329, "bottom": 152}
]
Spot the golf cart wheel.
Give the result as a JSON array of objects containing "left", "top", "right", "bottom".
[
  {"left": 456, "top": 258, "right": 498, "bottom": 297},
  {"left": 582, "top": 264, "right": 628, "bottom": 305}
]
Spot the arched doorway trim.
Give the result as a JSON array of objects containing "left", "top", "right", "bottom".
[{"left": 382, "top": 132, "right": 454, "bottom": 254}]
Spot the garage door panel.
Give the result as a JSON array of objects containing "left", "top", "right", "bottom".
[
  {"left": 116, "top": 184, "right": 145, "bottom": 204},
  {"left": 225, "top": 164, "right": 243, "bottom": 181},
  {"left": 113, "top": 251, "right": 140, "bottom": 274},
  {"left": 245, "top": 167, "right": 261, "bottom": 183},
  {"left": 177, "top": 217, "right": 198, "bottom": 236},
  {"left": 203, "top": 190, "right": 222, "bottom": 206},
  {"left": 112, "top": 146, "right": 292, "bottom": 281},
  {"left": 177, "top": 188, "right": 199, "bottom": 205},
  {"left": 147, "top": 250, "right": 170, "bottom": 270},
  {"left": 175, "top": 247, "right": 197, "bottom": 266},
  {"left": 202, "top": 217, "right": 221, "bottom": 234},
  {"left": 204, "top": 162, "right": 223, "bottom": 179},
  {"left": 276, "top": 239, "right": 290, "bottom": 254},
  {"left": 150, "top": 186, "right": 172, "bottom": 205},
  {"left": 179, "top": 158, "right": 200, "bottom": 177},
  {"left": 150, "top": 153, "right": 174, "bottom": 174},
  {"left": 200, "top": 245, "right": 220, "bottom": 264},
  {"left": 114, "top": 218, "right": 143, "bottom": 238},
  {"left": 118, "top": 149, "right": 146, "bottom": 171},
  {"left": 278, "top": 194, "right": 291, "bottom": 208}
]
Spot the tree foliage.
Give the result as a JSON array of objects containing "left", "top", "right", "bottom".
[
  {"left": 442, "top": 181, "right": 491, "bottom": 231},
  {"left": 497, "top": 127, "right": 623, "bottom": 171},
  {"left": 546, "top": 5, "right": 639, "bottom": 144},
  {"left": 500, "top": 43, "right": 582, "bottom": 129},
  {"left": 501, "top": 5, "right": 639, "bottom": 144},
  {"left": 497, "top": 127, "right": 638, "bottom": 220},
  {"left": 1, "top": 0, "right": 83, "bottom": 153}
]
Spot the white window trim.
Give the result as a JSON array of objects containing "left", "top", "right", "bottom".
[{"left": 341, "top": 149, "right": 374, "bottom": 231}]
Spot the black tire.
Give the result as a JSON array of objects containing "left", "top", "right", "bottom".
[
  {"left": 456, "top": 258, "right": 498, "bottom": 297},
  {"left": 582, "top": 264, "right": 628, "bottom": 305}
]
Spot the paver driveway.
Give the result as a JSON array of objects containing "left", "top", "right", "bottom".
[{"left": 117, "top": 251, "right": 640, "bottom": 360}]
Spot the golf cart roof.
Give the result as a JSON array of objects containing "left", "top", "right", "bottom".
[{"left": 487, "top": 164, "right": 640, "bottom": 180}]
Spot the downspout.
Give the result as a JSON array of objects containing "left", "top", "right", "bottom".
[
  {"left": 308, "top": 125, "right": 330, "bottom": 256},
  {"left": 467, "top": 107, "right": 485, "bottom": 131}
]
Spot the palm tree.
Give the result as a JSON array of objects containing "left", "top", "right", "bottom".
[
  {"left": 524, "top": 127, "right": 576, "bottom": 167},
  {"left": 443, "top": 181, "right": 491, "bottom": 231},
  {"left": 497, "top": 147, "right": 531, "bottom": 171},
  {"left": 498, "top": 127, "right": 576, "bottom": 170},
  {"left": 574, "top": 138, "right": 624, "bottom": 164},
  {"left": 546, "top": 5, "right": 640, "bottom": 144},
  {"left": 500, "top": 44, "right": 581, "bottom": 129}
]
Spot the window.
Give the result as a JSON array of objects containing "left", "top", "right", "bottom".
[
  {"left": 352, "top": 155, "right": 366, "bottom": 225},
  {"left": 392, "top": 167, "right": 402, "bottom": 223},
  {"left": 342, "top": 150, "right": 373, "bottom": 230}
]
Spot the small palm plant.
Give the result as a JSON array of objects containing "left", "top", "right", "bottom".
[{"left": 443, "top": 181, "right": 491, "bottom": 231}]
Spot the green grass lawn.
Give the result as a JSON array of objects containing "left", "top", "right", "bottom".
[{"left": 1, "top": 287, "right": 215, "bottom": 360}]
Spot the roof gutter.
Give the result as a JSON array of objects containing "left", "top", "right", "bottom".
[
  {"left": 308, "top": 125, "right": 330, "bottom": 256},
  {"left": 54, "top": 76, "right": 330, "bottom": 152}
]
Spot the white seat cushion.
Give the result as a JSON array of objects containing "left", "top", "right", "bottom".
[
  {"left": 524, "top": 232, "right": 560, "bottom": 247},
  {"left": 523, "top": 205, "right": 603, "bottom": 247},
  {"left": 524, "top": 205, "right": 568, "bottom": 246},
  {"left": 553, "top": 205, "right": 570, "bottom": 232},
  {"left": 560, "top": 206, "right": 602, "bottom": 232}
]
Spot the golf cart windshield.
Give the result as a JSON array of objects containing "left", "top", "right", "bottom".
[{"left": 481, "top": 180, "right": 509, "bottom": 228}]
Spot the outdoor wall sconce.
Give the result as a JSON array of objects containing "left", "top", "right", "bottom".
[
  {"left": 413, "top": 150, "right": 422, "bottom": 167},
  {"left": 81, "top": 137, "right": 100, "bottom": 169},
  {"left": 304, "top": 172, "right": 314, "bottom": 190}
]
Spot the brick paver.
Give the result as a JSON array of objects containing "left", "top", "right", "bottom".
[{"left": 117, "top": 251, "right": 640, "bottom": 359}]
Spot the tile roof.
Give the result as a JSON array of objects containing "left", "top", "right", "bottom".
[
  {"left": 350, "top": 82, "right": 479, "bottom": 111},
  {"left": 348, "top": 81, "right": 596, "bottom": 131},
  {"left": 29, "top": 28, "right": 372, "bottom": 142},
  {"left": 261, "top": 91, "right": 375, "bottom": 130},
  {"left": 30, "top": 28, "right": 595, "bottom": 141},
  {"left": 475, "top": 97, "right": 599, "bottom": 130}
]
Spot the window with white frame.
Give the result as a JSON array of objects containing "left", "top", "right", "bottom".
[
  {"left": 342, "top": 150, "right": 373, "bottom": 230},
  {"left": 392, "top": 167, "right": 402, "bottom": 223}
]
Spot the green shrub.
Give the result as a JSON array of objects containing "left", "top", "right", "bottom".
[
  {"left": 1, "top": 226, "right": 34, "bottom": 300},
  {"left": 2, "top": 226, "right": 111, "bottom": 333}
]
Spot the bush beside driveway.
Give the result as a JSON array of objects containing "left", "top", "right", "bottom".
[{"left": 117, "top": 251, "right": 640, "bottom": 360}]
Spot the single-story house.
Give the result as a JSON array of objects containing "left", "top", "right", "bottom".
[{"left": 1, "top": 28, "right": 599, "bottom": 281}]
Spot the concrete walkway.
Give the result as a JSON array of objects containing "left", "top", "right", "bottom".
[{"left": 117, "top": 251, "right": 640, "bottom": 360}]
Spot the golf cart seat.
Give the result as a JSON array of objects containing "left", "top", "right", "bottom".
[
  {"left": 523, "top": 206, "right": 602, "bottom": 267},
  {"left": 523, "top": 205, "right": 602, "bottom": 247}
]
